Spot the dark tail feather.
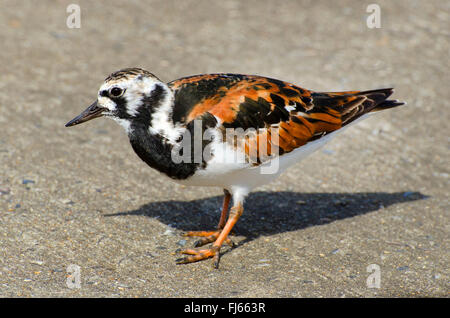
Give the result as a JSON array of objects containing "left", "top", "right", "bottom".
[
  {"left": 316, "top": 88, "right": 405, "bottom": 126},
  {"left": 336, "top": 88, "right": 405, "bottom": 125},
  {"left": 358, "top": 88, "right": 405, "bottom": 112},
  {"left": 371, "top": 99, "right": 406, "bottom": 112}
]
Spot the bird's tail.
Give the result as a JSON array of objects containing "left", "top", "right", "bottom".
[
  {"left": 318, "top": 88, "right": 405, "bottom": 125},
  {"left": 357, "top": 88, "right": 405, "bottom": 112}
]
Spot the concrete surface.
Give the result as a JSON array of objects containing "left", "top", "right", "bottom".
[{"left": 0, "top": 0, "right": 448, "bottom": 297}]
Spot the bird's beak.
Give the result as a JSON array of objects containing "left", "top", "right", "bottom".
[{"left": 65, "top": 101, "right": 106, "bottom": 127}]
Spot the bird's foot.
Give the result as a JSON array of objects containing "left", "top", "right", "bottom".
[
  {"left": 177, "top": 204, "right": 243, "bottom": 268},
  {"left": 177, "top": 229, "right": 236, "bottom": 268},
  {"left": 176, "top": 246, "right": 221, "bottom": 268},
  {"left": 182, "top": 230, "right": 235, "bottom": 248}
]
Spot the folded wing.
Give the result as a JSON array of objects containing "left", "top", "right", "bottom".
[{"left": 169, "top": 74, "right": 404, "bottom": 165}]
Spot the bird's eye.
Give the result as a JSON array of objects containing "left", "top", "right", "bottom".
[{"left": 110, "top": 87, "right": 124, "bottom": 97}]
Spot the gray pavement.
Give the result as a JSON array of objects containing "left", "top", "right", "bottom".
[{"left": 0, "top": 0, "right": 448, "bottom": 297}]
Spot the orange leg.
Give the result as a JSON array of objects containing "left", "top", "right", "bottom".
[
  {"left": 182, "top": 189, "right": 233, "bottom": 247},
  {"left": 177, "top": 202, "right": 243, "bottom": 268},
  {"left": 217, "top": 189, "right": 231, "bottom": 229}
]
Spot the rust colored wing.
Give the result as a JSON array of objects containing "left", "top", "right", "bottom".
[
  {"left": 168, "top": 74, "right": 404, "bottom": 164},
  {"left": 168, "top": 74, "right": 313, "bottom": 125}
]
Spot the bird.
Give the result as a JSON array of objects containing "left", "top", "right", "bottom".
[{"left": 65, "top": 67, "right": 404, "bottom": 268}]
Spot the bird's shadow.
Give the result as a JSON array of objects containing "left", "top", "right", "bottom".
[{"left": 106, "top": 191, "right": 427, "bottom": 244}]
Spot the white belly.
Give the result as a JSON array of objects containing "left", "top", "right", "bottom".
[
  {"left": 176, "top": 126, "right": 340, "bottom": 191},
  {"left": 175, "top": 114, "right": 370, "bottom": 196}
]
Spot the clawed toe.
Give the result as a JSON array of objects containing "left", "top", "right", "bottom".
[
  {"left": 176, "top": 246, "right": 221, "bottom": 268},
  {"left": 183, "top": 230, "right": 235, "bottom": 248}
]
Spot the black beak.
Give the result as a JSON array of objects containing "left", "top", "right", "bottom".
[{"left": 65, "top": 101, "right": 106, "bottom": 127}]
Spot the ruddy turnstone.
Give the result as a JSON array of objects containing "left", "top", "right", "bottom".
[{"left": 66, "top": 68, "right": 404, "bottom": 268}]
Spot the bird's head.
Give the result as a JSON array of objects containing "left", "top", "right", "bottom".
[{"left": 65, "top": 68, "right": 169, "bottom": 130}]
